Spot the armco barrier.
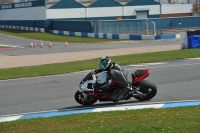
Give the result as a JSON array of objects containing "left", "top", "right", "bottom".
[
  {"left": 0, "top": 25, "right": 45, "bottom": 33},
  {"left": 49, "top": 30, "right": 180, "bottom": 40}
]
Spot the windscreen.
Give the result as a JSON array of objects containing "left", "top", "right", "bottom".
[{"left": 80, "top": 70, "right": 93, "bottom": 84}]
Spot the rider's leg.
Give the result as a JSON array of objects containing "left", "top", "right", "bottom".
[{"left": 110, "top": 87, "right": 130, "bottom": 102}]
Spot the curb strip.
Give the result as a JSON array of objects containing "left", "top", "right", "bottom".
[{"left": 0, "top": 100, "right": 199, "bottom": 122}]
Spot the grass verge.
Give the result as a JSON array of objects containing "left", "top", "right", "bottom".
[
  {"left": 0, "top": 29, "right": 118, "bottom": 43},
  {"left": 0, "top": 46, "right": 10, "bottom": 48},
  {"left": 0, "top": 49, "right": 200, "bottom": 80},
  {"left": 0, "top": 106, "right": 199, "bottom": 133}
]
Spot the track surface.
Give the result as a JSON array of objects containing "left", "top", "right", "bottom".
[
  {"left": 0, "top": 33, "right": 180, "bottom": 55},
  {"left": 0, "top": 34, "right": 199, "bottom": 116},
  {"left": 0, "top": 58, "right": 200, "bottom": 116}
]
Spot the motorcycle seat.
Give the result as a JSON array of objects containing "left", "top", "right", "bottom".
[{"left": 134, "top": 70, "right": 146, "bottom": 77}]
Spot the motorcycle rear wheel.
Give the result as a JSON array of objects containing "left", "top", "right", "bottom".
[
  {"left": 133, "top": 80, "right": 157, "bottom": 101},
  {"left": 75, "top": 91, "right": 98, "bottom": 105}
]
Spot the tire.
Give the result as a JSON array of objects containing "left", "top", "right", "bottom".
[
  {"left": 74, "top": 91, "right": 98, "bottom": 105},
  {"left": 133, "top": 80, "right": 157, "bottom": 101}
]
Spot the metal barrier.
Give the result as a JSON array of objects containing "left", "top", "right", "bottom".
[
  {"left": 91, "top": 17, "right": 200, "bottom": 35},
  {"left": 94, "top": 21, "right": 157, "bottom": 35}
]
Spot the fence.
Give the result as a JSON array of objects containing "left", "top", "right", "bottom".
[{"left": 91, "top": 16, "right": 200, "bottom": 35}]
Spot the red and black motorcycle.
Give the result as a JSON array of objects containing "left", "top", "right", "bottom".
[{"left": 75, "top": 68, "right": 157, "bottom": 105}]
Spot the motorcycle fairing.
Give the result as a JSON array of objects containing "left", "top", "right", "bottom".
[
  {"left": 85, "top": 92, "right": 111, "bottom": 99},
  {"left": 133, "top": 69, "right": 150, "bottom": 83}
]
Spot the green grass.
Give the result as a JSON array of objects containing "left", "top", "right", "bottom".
[
  {"left": 0, "top": 106, "right": 199, "bottom": 133},
  {"left": 0, "top": 31, "right": 199, "bottom": 133},
  {"left": 0, "top": 49, "right": 200, "bottom": 80},
  {"left": 0, "top": 46, "right": 10, "bottom": 48},
  {"left": 0, "top": 29, "right": 119, "bottom": 43}
]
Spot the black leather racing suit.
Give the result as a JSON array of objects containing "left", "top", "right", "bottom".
[{"left": 95, "top": 62, "right": 133, "bottom": 102}]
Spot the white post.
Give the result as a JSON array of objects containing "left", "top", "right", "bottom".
[
  {"left": 145, "top": 22, "right": 148, "bottom": 35},
  {"left": 152, "top": 21, "right": 156, "bottom": 35},
  {"left": 146, "top": 18, "right": 149, "bottom": 35}
]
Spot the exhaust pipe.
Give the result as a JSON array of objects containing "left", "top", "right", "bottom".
[{"left": 131, "top": 90, "right": 147, "bottom": 99}]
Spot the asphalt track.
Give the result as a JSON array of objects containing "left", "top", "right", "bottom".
[
  {"left": 0, "top": 33, "right": 180, "bottom": 56},
  {"left": 0, "top": 34, "right": 199, "bottom": 117},
  {"left": 0, "top": 58, "right": 200, "bottom": 116}
]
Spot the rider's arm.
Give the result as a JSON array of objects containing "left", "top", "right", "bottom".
[{"left": 93, "top": 68, "right": 103, "bottom": 74}]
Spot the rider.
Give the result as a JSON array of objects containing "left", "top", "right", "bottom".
[{"left": 94, "top": 56, "right": 133, "bottom": 102}]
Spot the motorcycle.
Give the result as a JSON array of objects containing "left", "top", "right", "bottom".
[{"left": 75, "top": 68, "right": 157, "bottom": 105}]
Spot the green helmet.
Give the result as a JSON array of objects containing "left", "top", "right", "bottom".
[{"left": 99, "top": 56, "right": 111, "bottom": 70}]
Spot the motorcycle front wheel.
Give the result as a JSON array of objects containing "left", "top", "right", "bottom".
[
  {"left": 74, "top": 91, "right": 98, "bottom": 105},
  {"left": 133, "top": 80, "right": 157, "bottom": 101}
]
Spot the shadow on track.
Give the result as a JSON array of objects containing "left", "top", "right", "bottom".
[{"left": 57, "top": 100, "right": 149, "bottom": 111}]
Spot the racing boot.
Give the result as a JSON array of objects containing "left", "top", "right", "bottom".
[
  {"left": 124, "top": 90, "right": 134, "bottom": 100},
  {"left": 110, "top": 87, "right": 130, "bottom": 102}
]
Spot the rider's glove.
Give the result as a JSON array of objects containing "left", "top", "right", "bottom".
[{"left": 94, "top": 68, "right": 102, "bottom": 74}]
